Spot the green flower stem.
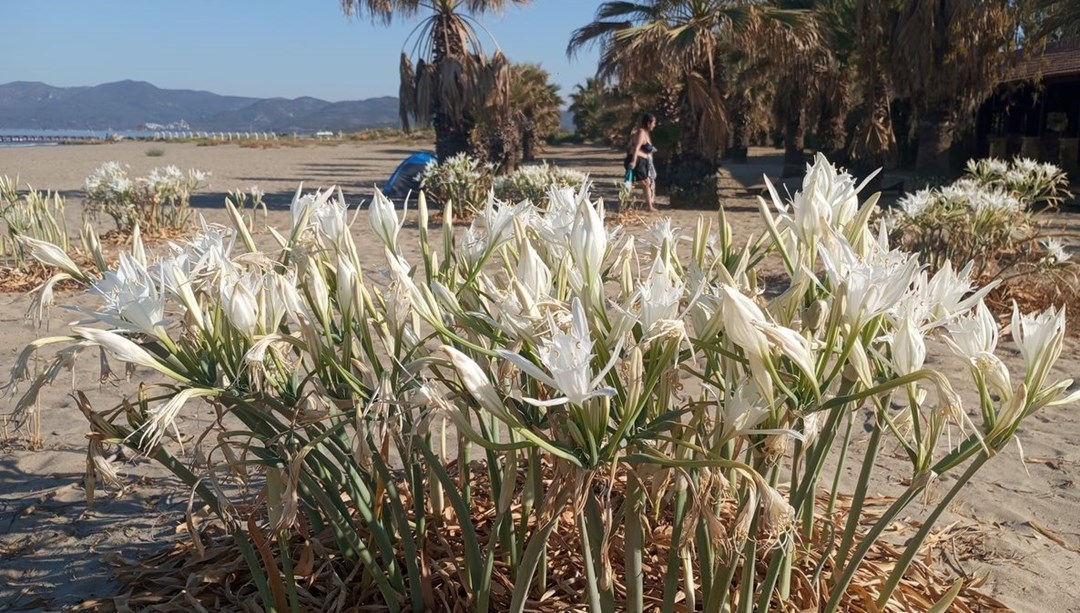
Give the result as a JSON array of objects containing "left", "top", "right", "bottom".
[
  {"left": 662, "top": 484, "right": 690, "bottom": 613},
  {"left": 875, "top": 452, "right": 990, "bottom": 608},
  {"left": 509, "top": 487, "right": 571, "bottom": 613},
  {"left": 824, "top": 481, "right": 924, "bottom": 613},
  {"left": 736, "top": 512, "right": 760, "bottom": 613},
  {"left": 624, "top": 474, "right": 645, "bottom": 613},
  {"left": 827, "top": 410, "right": 856, "bottom": 516},
  {"left": 755, "top": 536, "right": 789, "bottom": 612},
  {"left": 695, "top": 518, "right": 715, "bottom": 600},
  {"left": 833, "top": 420, "right": 883, "bottom": 577},
  {"left": 578, "top": 500, "right": 604, "bottom": 613}
]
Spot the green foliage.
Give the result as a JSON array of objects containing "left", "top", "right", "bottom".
[
  {"left": 145, "top": 148, "right": 166, "bottom": 157},
  {"left": 0, "top": 176, "right": 68, "bottom": 268}
]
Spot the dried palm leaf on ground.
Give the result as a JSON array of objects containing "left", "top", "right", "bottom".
[{"left": 76, "top": 460, "right": 1009, "bottom": 613}]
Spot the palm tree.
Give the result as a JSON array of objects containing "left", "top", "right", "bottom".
[
  {"left": 569, "top": 1, "right": 815, "bottom": 201},
  {"left": 569, "top": 0, "right": 735, "bottom": 188},
  {"left": 568, "top": 78, "right": 610, "bottom": 141},
  {"left": 856, "top": 1, "right": 1026, "bottom": 174},
  {"left": 762, "top": 0, "right": 836, "bottom": 176},
  {"left": 338, "top": 0, "right": 529, "bottom": 161},
  {"left": 471, "top": 63, "right": 562, "bottom": 172},
  {"left": 509, "top": 64, "right": 563, "bottom": 162},
  {"left": 1032, "top": 0, "right": 1080, "bottom": 39}
]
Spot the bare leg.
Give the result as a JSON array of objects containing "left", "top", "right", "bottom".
[{"left": 643, "top": 179, "right": 656, "bottom": 211}]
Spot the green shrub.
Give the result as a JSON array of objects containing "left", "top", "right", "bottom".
[
  {"left": 418, "top": 152, "right": 494, "bottom": 217},
  {"left": 84, "top": 162, "right": 207, "bottom": 234},
  {"left": 493, "top": 162, "right": 587, "bottom": 207}
]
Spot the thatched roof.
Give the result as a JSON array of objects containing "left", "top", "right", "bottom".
[{"left": 1012, "top": 39, "right": 1080, "bottom": 81}]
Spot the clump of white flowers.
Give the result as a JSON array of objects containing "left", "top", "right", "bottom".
[
  {"left": 493, "top": 162, "right": 587, "bottom": 208},
  {"left": 9, "top": 154, "right": 1078, "bottom": 612},
  {"left": 966, "top": 156, "right": 1072, "bottom": 209},
  {"left": 418, "top": 152, "right": 494, "bottom": 216},
  {"left": 891, "top": 158, "right": 1072, "bottom": 279},
  {"left": 84, "top": 162, "right": 208, "bottom": 233},
  {"left": 0, "top": 176, "right": 68, "bottom": 268}
]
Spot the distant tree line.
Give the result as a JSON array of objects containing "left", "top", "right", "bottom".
[{"left": 341, "top": 0, "right": 1080, "bottom": 204}]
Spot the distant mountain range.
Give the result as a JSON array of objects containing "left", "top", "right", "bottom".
[{"left": 0, "top": 80, "right": 401, "bottom": 133}]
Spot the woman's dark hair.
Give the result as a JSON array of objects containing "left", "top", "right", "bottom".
[{"left": 640, "top": 113, "right": 656, "bottom": 128}]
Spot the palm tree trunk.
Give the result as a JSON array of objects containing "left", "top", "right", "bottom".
[
  {"left": 914, "top": 109, "right": 953, "bottom": 176},
  {"left": 667, "top": 101, "right": 720, "bottom": 207},
  {"left": 729, "top": 96, "right": 749, "bottom": 164},
  {"left": 432, "top": 13, "right": 472, "bottom": 161},
  {"left": 522, "top": 126, "right": 536, "bottom": 162},
  {"left": 434, "top": 113, "right": 472, "bottom": 161},
  {"left": 782, "top": 112, "right": 804, "bottom": 178}
]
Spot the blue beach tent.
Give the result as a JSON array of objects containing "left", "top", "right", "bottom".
[{"left": 382, "top": 151, "right": 436, "bottom": 198}]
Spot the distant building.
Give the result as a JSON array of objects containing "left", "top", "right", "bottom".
[{"left": 977, "top": 40, "right": 1080, "bottom": 176}]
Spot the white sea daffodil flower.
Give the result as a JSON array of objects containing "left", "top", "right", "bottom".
[
  {"left": 267, "top": 270, "right": 306, "bottom": 327},
  {"left": 719, "top": 285, "right": 770, "bottom": 359},
  {"left": 570, "top": 198, "right": 606, "bottom": 286},
  {"left": 459, "top": 227, "right": 488, "bottom": 268},
  {"left": 1011, "top": 303, "right": 1066, "bottom": 392},
  {"left": 943, "top": 300, "right": 1011, "bottom": 398},
  {"left": 288, "top": 185, "right": 318, "bottom": 229},
  {"left": 891, "top": 315, "right": 926, "bottom": 376},
  {"left": 307, "top": 264, "right": 332, "bottom": 324},
  {"left": 312, "top": 192, "right": 351, "bottom": 249},
  {"left": 535, "top": 185, "right": 582, "bottom": 246},
  {"left": 718, "top": 285, "right": 780, "bottom": 398},
  {"left": 132, "top": 387, "right": 217, "bottom": 451},
  {"left": 515, "top": 239, "right": 552, "bottom": 305},
  {"left": 87, "top": 251, "right": 166, "bottom": 339},
  {"left": 643, "top": 218, "right": 678, "bottom": 257},
  {"left": 18, "top": 236, "right": 85, "bottom": 280},
  {"left": 219, "top": 274, "right": 260, "bottom": 338},
  {"left": 482, "top": 285, "right": 535, "bottom": 342},
  {"left": 478, "top": 194, "right": 533, "bottom": 250},
  {"left": 897, "top": 188, "right": 935, "bottom": 219},
  {"left": 498, "top": 298, "right": 618, "bottom": 408},
  {"left": 1042, "top": 238, "right": 1071, "bottom": 263},
  {"left": 72, "top": 326, "right": 187, "bottom": 381},
  {"left": 368, "top": 189, "right": 400, "bottom": 250},
  {"left": 717, "top": 380, "right": 773, "bottom": 442},
  {"left": 638, "top": 257, "right": 684, "bottom": 338},
  {"left": 755, "top": 322, "right": 819, "bottom": 385},
  {"left": 335, "top": 254, "right": 360, "bottom": 316},
  {"left": 821, "top": 240, "right": 920, "bottom": 328},
  {"left": 768, "top": 153, "right": 861, "bottom": 247},
  {"left": 384, "top": 251, "right": 439, "bottom": 324},
  {"left": 689, "top": 292, "right": 723, "bottom": 340},
  {"left": 154, "top": 253, "right": 205, "bottom": 331},
  {"left": 171, "top": 230, "right": 230, "bottom": 288},
  {"left": 915, "top": 261, "right": 997, "bottom": 327}
]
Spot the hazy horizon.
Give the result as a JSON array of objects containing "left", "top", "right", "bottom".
[{"left": 0, "top": 78, "right": 402, "bottom": 103}]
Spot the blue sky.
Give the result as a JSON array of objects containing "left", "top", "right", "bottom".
[{"left": 2, "top": 1, "right": 603, "bottom": 102}]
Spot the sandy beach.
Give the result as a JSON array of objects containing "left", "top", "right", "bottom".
[{"left": 2, "top": 139, "right": 1079, "bottom": 611}]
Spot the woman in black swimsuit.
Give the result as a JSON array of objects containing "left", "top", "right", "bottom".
[{"left": 626, "top": 113, "right": 658, "bottom": 211}]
